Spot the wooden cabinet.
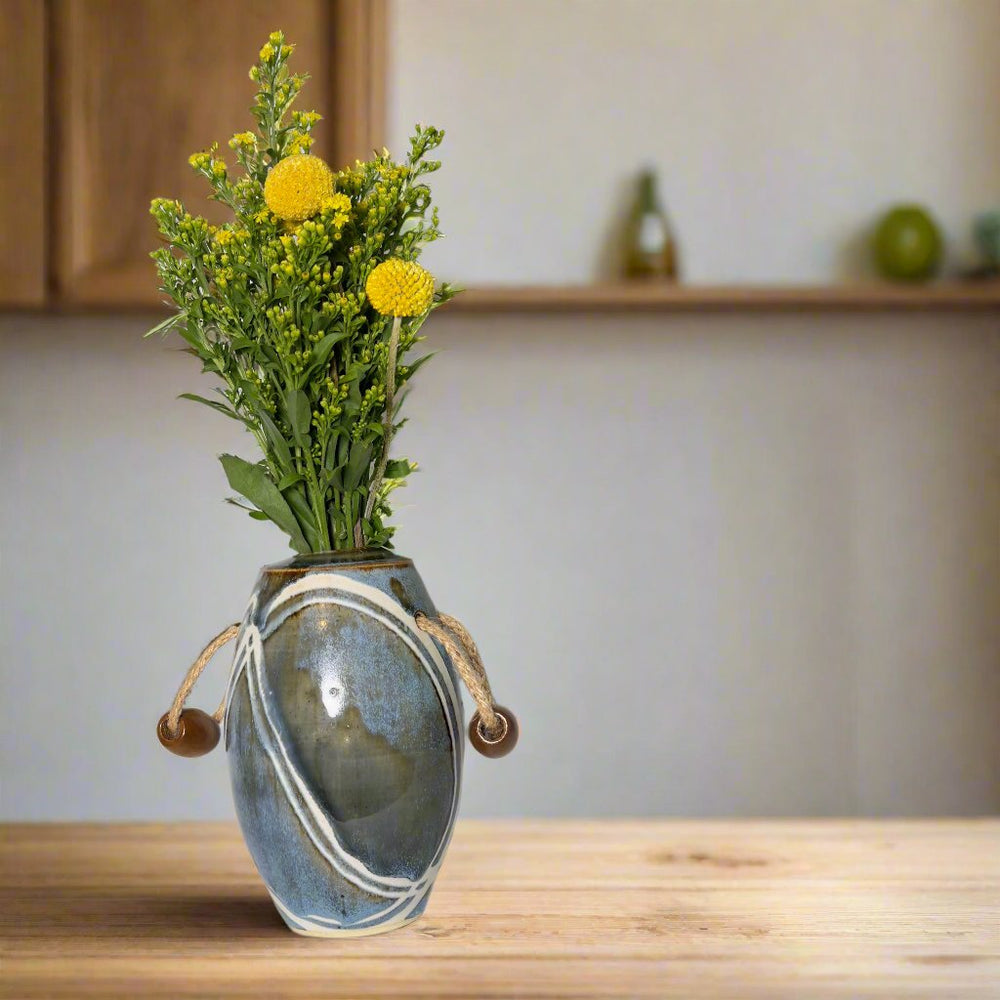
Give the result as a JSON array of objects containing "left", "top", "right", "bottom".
[
  {"left": 0, "top": 1, "right": 47, "bottom": 305},
  {"left": 0, "top": 0, "right": 385, "bottom": 308}
]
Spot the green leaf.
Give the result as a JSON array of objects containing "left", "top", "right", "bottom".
[
  {"left": 276, "top": 471, "right": 306, "bottom": 490},
  {"left": 343, "top": 442, "right": 373, "bottom": 492},
  {"left": 144, "top": 313, "right": 182, "bottom": 339},
  {"left": 342, "top": 373, "right": 364, "bottom": 418},
  {"left": 311, "top": 330, "right": 350, "bottom": 367},
  {"left": 384, "top": 458, "right": 415, "bottom": 479},
  {"left": 336, "top": 433, "right": 350, "bottom": 470},
  {"left": 283, "top": 485, "right": 322, "bottom": 551},
  {"left": 178, "top": 393, "right": 240, "bottom": 421},
  {"left": 402, "top": 352, "right": 437, "bottom": 380},
  {"left": 219, "top": 454, "right": 310, "bottom": 552},
  {"left": 320, "top": 426, "right": 346, "bottom": 472},
  {"left": 327, "top": 464, "right": 347, "bottom": 490},
  {"left": 323, "top": 434, "right": 348, "bottom": 486},
  {"left": 432, "top": 282, "right": 461, "bottom": 307},
  {"left": 257, "top": 410, "right": 294, "bottom": 469},
  {"left": 285, "top": 389, "right": 312, "bottom": 450},
  {"left": 177, "top": 324, "right": 207, "bottom": 353}
]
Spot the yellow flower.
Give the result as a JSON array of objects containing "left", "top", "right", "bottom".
[
  {"left": 286, "top": 131, "right": 314, "bottom": 155},
  {"left": 365, "top": 259, "right": 435, "bottom": 317},
  {"left": 321, "top": 192, "right": 352, "bottom": 228},
  {"left": 264, "top": 154, "right": 335, "bottom": 222}
]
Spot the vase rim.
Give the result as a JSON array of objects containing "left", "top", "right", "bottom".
[{"left": 262, "top": 548, "right": 413, "bottom": 573}]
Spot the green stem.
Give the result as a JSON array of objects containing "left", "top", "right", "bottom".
[
  {"left": 305, "top": 466, "right": 330, "bottom": 551},
  {"left": 364, "top": 315, "right": 401, "bottom": 523}
]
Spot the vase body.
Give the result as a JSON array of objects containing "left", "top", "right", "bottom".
[{"left": 224, "top": 549, "right": 464, "bottom": 936}]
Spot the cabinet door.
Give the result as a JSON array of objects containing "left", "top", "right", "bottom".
[
  {"left": 0, "top": 0, "right": 47, "bottom": 305},
  {"left": 51, "top": 0, "right": 385, "bottom": 307}
]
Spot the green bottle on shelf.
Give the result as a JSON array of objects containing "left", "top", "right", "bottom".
[{"left": 625, "top": 169, "right": 678, "bottom": 280}]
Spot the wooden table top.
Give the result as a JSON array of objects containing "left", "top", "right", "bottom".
[{"left": 2, "top": 820, "right": 998, "bottom": 998}]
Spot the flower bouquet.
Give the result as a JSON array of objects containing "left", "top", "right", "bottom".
[{"left": 149, "top": 32, "right": 455, "bottom": 552}]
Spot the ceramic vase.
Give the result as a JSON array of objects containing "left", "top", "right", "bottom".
[{"left": 224, "top": 549, "right": 464, "bottom": 936}]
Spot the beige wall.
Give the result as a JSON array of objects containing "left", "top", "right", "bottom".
[
  {"left": 2, "top": 311, "right": 997, "bottom": 819},
  {"left": 389, "top": 0, "right": 1000, "bottom": 284},
  {"left": 1, "top": 1, "right": 998, "bottom": 818}
]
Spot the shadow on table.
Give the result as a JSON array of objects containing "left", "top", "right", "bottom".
[{"left": 10, "top": 891, "right": 288, "bottom": 939}]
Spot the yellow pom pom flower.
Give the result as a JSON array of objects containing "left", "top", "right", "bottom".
[
  {"left": 264, "top": 154, "right": 335, "bottom": 222},
  {"left": 365, "top": 259, "right": 435, "bottom": 317}
]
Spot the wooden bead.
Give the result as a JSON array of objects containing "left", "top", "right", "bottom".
[
  {"left": 157, "top": 708, "right": 221, "bottom": 758},
  {"left": 469, "top": 705, "right": 519, "bottom": 758}
]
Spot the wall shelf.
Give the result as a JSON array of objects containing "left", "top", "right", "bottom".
[
  {"left": 445, "top": 282, "right": 1000, "bottom": 313},
  {"left": 6, "top": 281, "right": 1000, "bottom": 318}
]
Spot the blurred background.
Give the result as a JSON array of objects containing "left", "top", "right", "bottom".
[{"left": 1, "top": 0, "right": 998, "bottom": 821}]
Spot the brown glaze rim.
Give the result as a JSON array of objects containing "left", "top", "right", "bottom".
[{"left": 263, "top": 549, "right": 414, "bottom": 573}]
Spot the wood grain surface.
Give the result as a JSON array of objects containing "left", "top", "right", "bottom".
[{"left": 2, "top": 820, "right": 998, "bottom": 998}]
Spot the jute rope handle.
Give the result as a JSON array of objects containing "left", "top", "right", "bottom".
[
  {"left": 157, "top": 623, "right": 240, "bottom": 757},
  {"left": 415, "top": 612, "right": 519, "bottom": 758},
  {"left": 158, "top": 613, "right": 517, "bottom": 759}
]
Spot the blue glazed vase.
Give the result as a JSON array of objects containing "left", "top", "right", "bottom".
[{"left": 224, "top": 549, "right": 464, "bottom": 936}]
